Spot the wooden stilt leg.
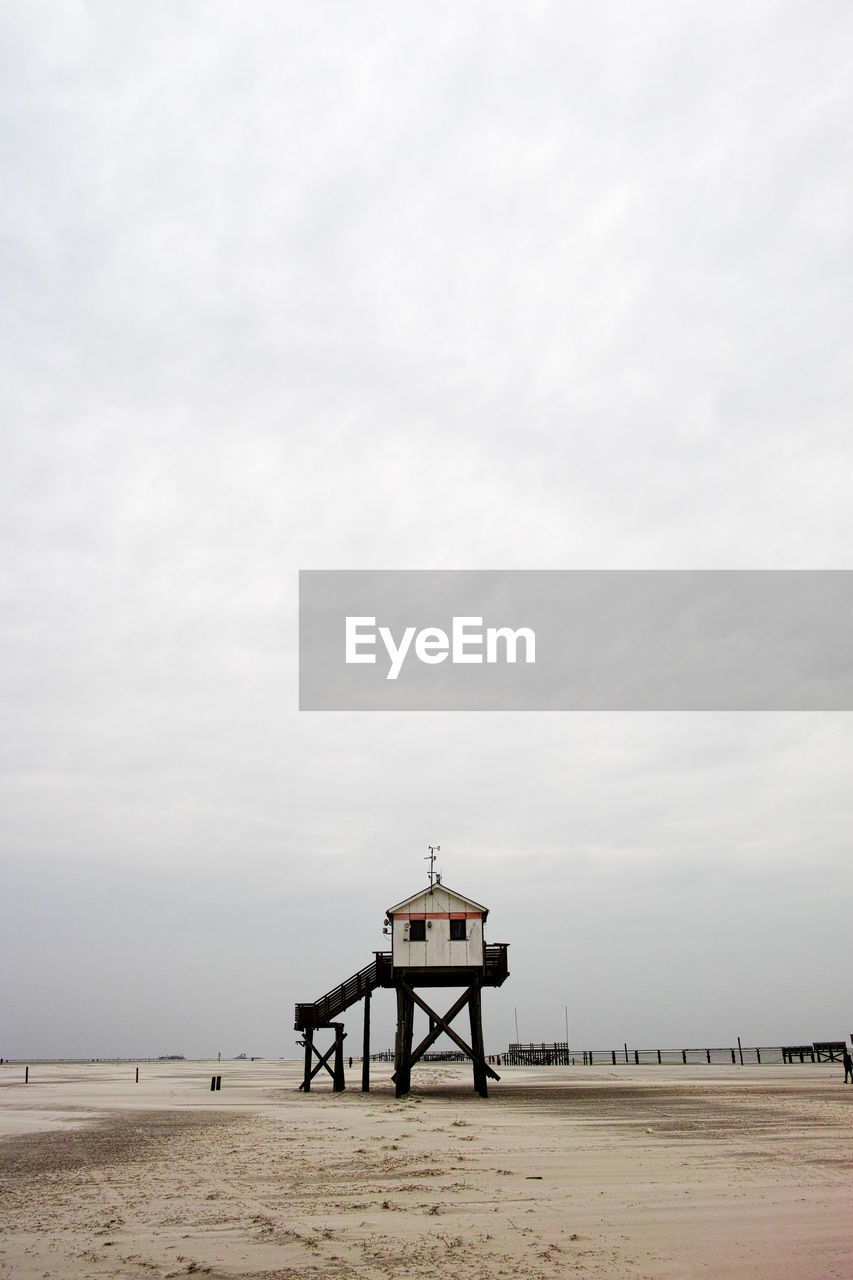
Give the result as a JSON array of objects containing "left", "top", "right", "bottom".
[
  {"left": 468, "top": 983, "right": 488, "bottom": 1097},
  {"left": 394, "top": 985, "right": 405, "bottom": 1086},
  {"left": 403, "top": 988, "right": 415, "bottom": 1095},
  {"left": 333, "top": 1024, "right": 345, "bottom": 1092},
  {"left": 362, "top": 991, "right": 371, "bottom": 1092},
  {"left": 395, "top": 984, "right": 414, "bottom": 1097},
  {"left": 302, "top": 1028, "right": 313, "bottom": 1092}
]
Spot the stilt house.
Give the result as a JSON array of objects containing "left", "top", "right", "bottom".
[{"left": 386, "top": 880, "right": 487, "bottom": 972}]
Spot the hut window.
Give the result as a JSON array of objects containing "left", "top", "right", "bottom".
[
  {"left": 409, "top": 919, "right": 426, "bottom": 941},
  {"left": 449, "top": 919, "right": 466, "bottom": 940}
]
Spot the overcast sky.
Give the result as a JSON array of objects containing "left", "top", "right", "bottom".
[{"left": 2, "top": 2, "right": 852, "bottom": 1062}]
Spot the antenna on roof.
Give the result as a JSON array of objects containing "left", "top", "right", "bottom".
[{"left": 426, "top": 844, "right": 440, "bottom": 885}]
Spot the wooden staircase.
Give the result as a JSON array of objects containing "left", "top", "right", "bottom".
[
  {"left": 294, "top": 944, "right": 509, "bottom": 1031},
  {"left": 294, "top": 952, "right": 392, "bottom": 1030}
]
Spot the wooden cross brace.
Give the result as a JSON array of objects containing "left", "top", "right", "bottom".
[
  {"left": 298, "top": 1025, "right": 347, "bottom": 1089},
  {"left": 393, "top": 982, "right": 500, "bottom": 1082}
]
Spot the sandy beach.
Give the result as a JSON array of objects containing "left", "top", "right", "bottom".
[{"left": 1, "top": 1059, "right": 852, "bottom": 1279}]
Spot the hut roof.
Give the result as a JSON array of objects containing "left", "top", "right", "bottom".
[{"left": 386, "top": 882, "right": 489, "bottom": 920}]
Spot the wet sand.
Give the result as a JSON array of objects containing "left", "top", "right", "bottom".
[{"left": 1, "top": 1058, "right": 852, "bottom": 1279}]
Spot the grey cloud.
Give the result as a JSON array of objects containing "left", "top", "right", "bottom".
[{"left": 1, "top": 1, "right": 852, "bottom": 1058}]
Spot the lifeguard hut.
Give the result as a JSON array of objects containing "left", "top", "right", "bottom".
[{"left": 294, "top": 849, "right": 510, "bottom": 1097}]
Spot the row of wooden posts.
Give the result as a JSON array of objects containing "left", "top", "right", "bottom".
[
  {"left": 10, "top": 1042, "right": 844, "bottom": 1089},
  {"left": 503, "top": 1040, "right": 849, "bottom": 1065}
]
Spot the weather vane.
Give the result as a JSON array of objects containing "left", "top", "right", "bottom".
[{"left": 426, "top": 844, "right": 440, "bottom": 885}]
